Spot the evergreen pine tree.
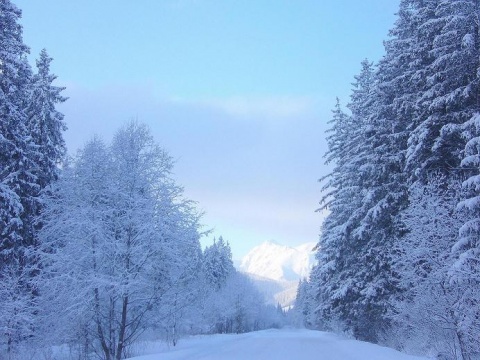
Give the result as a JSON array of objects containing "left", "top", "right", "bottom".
[
  {"left": 338, "top": 0, "right": 433, "bottom": 339},
  {"left": 405, "top": 0, "right": 479, "bottom": 182},
  {"left": 393, "top": 175, "right": 469, "bottom": 357},
  {"left": 0, "top": 0, "right": 38, "bottom": 351},
  {"left": 0, "top": 0, "right": 34, "bottom": 261},
  {"left": 27, "top": 48, "right": 67, "bottom": 189},
  {"left": 203, "top": 236, "right": 235, "bottom": 290}
]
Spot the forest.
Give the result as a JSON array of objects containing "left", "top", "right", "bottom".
[
  {"left": 0, "top": 1, "right": 285, "bottom": 359},
  {"left": 1, "top": 0, "right": 480, "bottom": 359},
  {"left": 295, "top": 1, "right": 480, "bottom": 359}
]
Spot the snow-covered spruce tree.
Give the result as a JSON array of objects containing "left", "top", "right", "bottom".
[
  {"left": 0, "top": 0, "right": 40, "bottom": 352},
  {"left": 314, "top": 0, "right": 431, "bottom": 337},
  {"left": 27, "top": 48, "right": 67, "bottom": 189},
  {"left": 38, "top": 122, "right": 202, "bottom": 360},
  {"left": 21, "top": 48, "right": 67, "bottom": 257},
  {"left": 0, "top": 0, "right": 31, "bottom": 251},
  {"left": 407, "top": 0, "right": 480, "bottom": 181},
  {"left": 370, "top": 0, "right": 480, "bottom": 356},
  {"left": 456, "top": 111, "right": 480, "bottom": 358},
  {"left": 313, "top": 54, "right": 405, "bottom": 341},
  {"left": 311, "top": 99, "right": 356, "bottom": 330},
  {"left": 404, "top": 1, "right": 480, "bottom": 356},
  {"left": 312, "top": 0, "right": 436, "bottom": 342},
  {"left": 0, "top": 2, "right": 67, "bottom": 352},
  {"left": 311, "top": 99, "right": 353, "bottom": 328},
  {"left": 203, "top": 236, "right": 235, "bottom": 291},
  {"left": 201, "top": 236, "right": 236, "bottom": 333},
  {"left": 0, "top": 0, "right": 33, "bottom": 260},
  {"left": 392, "top": 175, "right": 470, "bottom": 358},
  {"left": 333, "top": 0, "right": 438, "bottom": 340},
  {"left": 311, "top": 0, "right": 480, "bottom": 353},
  {"left": 316, "top": 62, "right": 379, "bottom": 336}
]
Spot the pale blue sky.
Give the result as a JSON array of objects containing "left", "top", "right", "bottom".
[{"left": 16, "top": 0, "right": 399, "bottom": 259}]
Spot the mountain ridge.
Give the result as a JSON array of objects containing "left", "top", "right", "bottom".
[
  {"left": 239, "top": 241, "right": 316, "bottom": 282},
  {"left": 238, "top": 241, "right": 316, "bottom": 308}
]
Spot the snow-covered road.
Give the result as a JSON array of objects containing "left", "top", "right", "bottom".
[{"left": 128, "top": 328, "right": 427, "bottom": 360}]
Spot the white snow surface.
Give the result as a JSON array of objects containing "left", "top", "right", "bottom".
[
  {"left": 127, "top": 328, "right": 427, "bottom": 360},
  {"left": 239, "top": 241, "right": 316, "bottom": 282}
]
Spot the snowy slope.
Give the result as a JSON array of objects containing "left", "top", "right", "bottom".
[
  {"left": 127, "top": 328, "right": 427, "bottom": 360},
  {"left": 239, "top": 241, "right": 316, "bottom": 282},
  {"left": 239, "top": 241, "right": 316, "bottom": 307}
]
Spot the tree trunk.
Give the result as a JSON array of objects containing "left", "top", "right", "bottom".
[
  {"left": 115, "top": 295, "right": 128, "bottom": 360},
  {"left": 94, "top": 287, "right": 110, "bottom": 360},
  {"left": 457, "top": 330, "right": 471, "bottom": 360}
]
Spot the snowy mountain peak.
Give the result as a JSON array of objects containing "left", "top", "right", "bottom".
[{"left": 239, "top": 241, "right": 316, "bottom": 282}]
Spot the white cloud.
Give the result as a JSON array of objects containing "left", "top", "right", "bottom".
[
  {"left": 58, "top": 82, "right": 331, "bottom": 260},
  {"left": 173, "top": 95, "right": 317, "bottom": 119}
]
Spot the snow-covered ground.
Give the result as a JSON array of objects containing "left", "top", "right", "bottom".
[{"left": 127, "top": 328, "right": 427, "bottom": 360}]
